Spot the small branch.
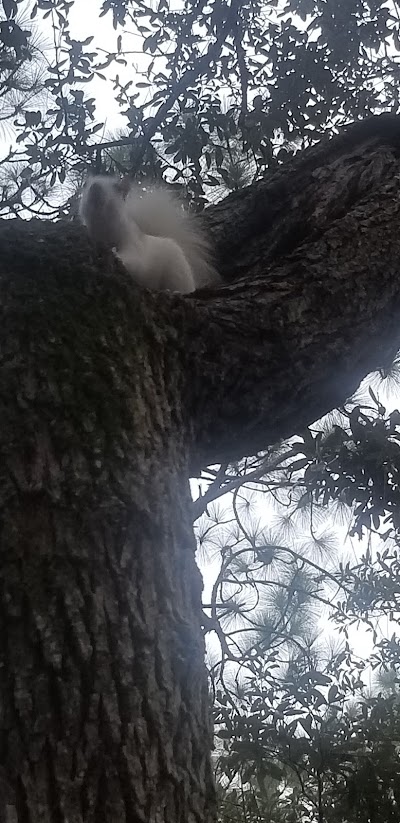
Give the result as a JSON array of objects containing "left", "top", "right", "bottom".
[
  {"left": 129, "top": 0, "right": 242, "bottom": 174},
  {"left": 192, "top": 447, "right": 298, "bottom": 521}
]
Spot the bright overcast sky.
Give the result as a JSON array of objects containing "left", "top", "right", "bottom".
[{"left": 68, "top": 0, "right": 128, "bottom": 128}]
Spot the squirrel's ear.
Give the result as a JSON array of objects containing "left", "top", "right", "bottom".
[{"left": 115, "top": 176, "right": 132, "bottom": 198}]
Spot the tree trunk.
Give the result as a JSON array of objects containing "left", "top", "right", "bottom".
[
  {"left": 0, "top": 235, "right": 214, "bottom": 821},
  {"left": 0, "top": 114, "right": 400, "bottom": 820}
]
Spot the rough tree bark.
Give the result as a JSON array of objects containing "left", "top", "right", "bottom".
[{"left": 0, "top": 114, "right": 400, "bottom": 821}]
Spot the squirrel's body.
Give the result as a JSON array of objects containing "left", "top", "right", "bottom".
[{"left": 79, "top": 175, "right": 216, "bottom": 293}]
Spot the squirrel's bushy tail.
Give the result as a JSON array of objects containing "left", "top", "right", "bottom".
[{"left": 125, "top": 185, "right": 217, "bottom": 287}]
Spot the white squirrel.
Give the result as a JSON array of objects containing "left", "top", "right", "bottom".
[{"left": 79, "top": 175, "right": 217, "bottom": 293}]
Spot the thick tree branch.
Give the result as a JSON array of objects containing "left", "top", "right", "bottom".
[
  {"left": 206, "top": 113, "right": 400, "bottom": 279},
  {"left": 185, "top": 115, "right": 400, "bottom": 466}
]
